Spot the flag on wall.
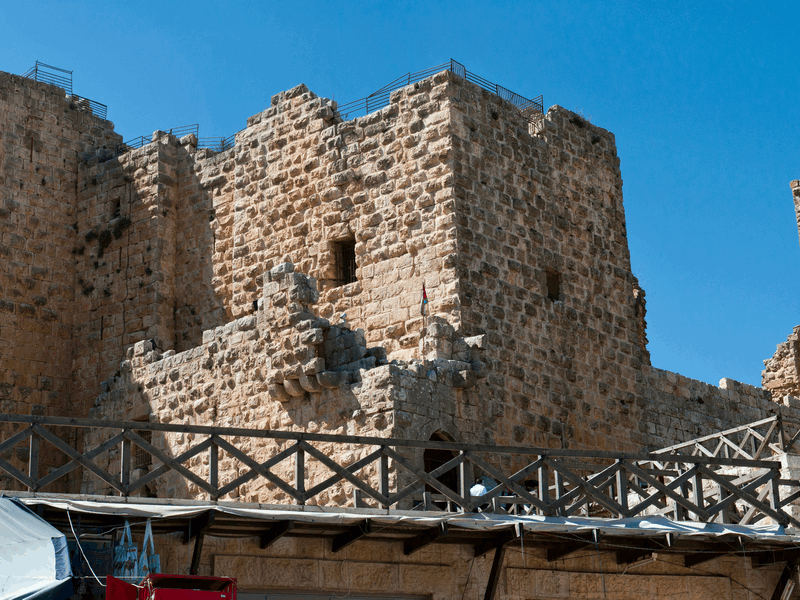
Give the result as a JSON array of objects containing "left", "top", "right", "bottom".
[{"left": 421, "top": 284, "right": 428, "bottom": 316}]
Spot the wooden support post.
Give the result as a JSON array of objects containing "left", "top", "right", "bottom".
[
  {"left": 379, "top": 450, "right": 389, "bottom": 508},
  {"left": 209, "top": 441, "right": 218, "bottom": 499},
  {"left": 693, "top": 471, "right": 704, "bottom": 521},
  {"left": 554, "top": 469, "right": 564, "bottom": 516},
  {"left": 484, "top": 543, "right": 506, "bottom": 600},
  {"left": 331, "top": 519, "right": 371, "bottom": 553},
  {"left": 459, "top": 452, "right": 468, "bottom": 502},
  {"left": 120, "top": 437, "right": 130, "bottom": 496},
  {"left": 615, "top": 462, "right": 628, "bottom": 516},
  {"left": 404, "top": 523, "right": 449, "bottom": 555},
  {"left": 260, "top": 521, "right": 295, "bottom": 549},
  {"left": 28, "top": 433, "right": 39, "bottom": 491},
  {"left": 190, "top": 533, "right": 204, "bottom": 575},
  {"left": 295, "top": 445, "right": 305, "bottom": 504},
  {"left": 538, "top": 459, "right": 549, "bottom": 516}
]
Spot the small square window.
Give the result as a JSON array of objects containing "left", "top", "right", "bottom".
[
  {"left": 546, "top": 269, "right": 561, "bottom": 301},
  {"left": 333, "top": 239, "right": 357, "bottom": 287}
]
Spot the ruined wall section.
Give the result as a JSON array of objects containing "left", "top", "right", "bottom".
[
  {"left": 448, "top": 74, "right": 644, "bottom": 451},
  {"left": 176, "top": 74, "right": 459, "bottom": 358},
  {"left": 0, "top": 72, "right": 120, "bottom": 485},
  {"left": 763, "top": 325, "right": 800, "bottom": 398},
  {"left": 85, "top": 264, "right": 486, "bottom": 502},
  {"left": 72, "top": 133, "right": 181, "bottom": 416}
]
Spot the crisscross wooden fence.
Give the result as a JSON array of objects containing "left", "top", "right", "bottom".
[{"left": 0, "top": 414, "right": 798, "bottom": 528}]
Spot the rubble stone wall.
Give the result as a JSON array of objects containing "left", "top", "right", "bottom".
[{"left": 0, "top": 72, "right": 120, "bottom": 484}]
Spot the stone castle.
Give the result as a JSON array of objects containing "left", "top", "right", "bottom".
[
  {"left": 1, "top": 63, "right": 799, "bottom": 499},
  {"left": 7, "top": 61, "right": 800, "bottom": 600}
]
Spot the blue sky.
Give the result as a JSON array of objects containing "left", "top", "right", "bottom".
[{"left": 2, "top": 1, "right": 798, "bottom": 387}]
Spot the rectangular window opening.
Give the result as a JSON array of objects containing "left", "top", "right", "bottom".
[
  {"left": 334, "top": 239, "right": 357, "bottom": 287},
  {"left": 546, "top": 269, "right": 561, "bottom": 301}
]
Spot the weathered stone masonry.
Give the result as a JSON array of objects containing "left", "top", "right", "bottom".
[{"left": 2, "top": 67, "right": 800, "bottom": 499}]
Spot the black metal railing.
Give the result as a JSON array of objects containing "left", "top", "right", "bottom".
[
  {"left": 21, "top": 61, "right": 72, "bottom": 94},
  {"left": 334, "top": 59, "right": 544, "bottom": 125},
  {"left": 197, "top": 131, "right": 239, "bottom": 153},
  {"left": 102, "top": 60, "right": 543, "bottom": 160},
  {"left": 21, "top": 61, "right": 108, "bottom": 120}
]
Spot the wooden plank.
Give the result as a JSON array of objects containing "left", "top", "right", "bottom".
[
  {"left": 260, "top": 521, "right": 295, "bottom": 549},
  {"left": 698, "top": 465, "right": 796, "bottom": 527},
  {"left": 120, "top": 437, "right": 130, "bottom": 494},
  {"left": 404, "top": 522, "right": 449, "bottom": 555},
  {"left": 129, "top": 436, "right": 215, "bottom": 494},
  {"left": 653, "top": 416, "right": 778, "bottom": 453},
  {"left": 302, "top": 447, "right": 383, "bottom": 499},
  {"left": 684, "top": 552, "right": 726, "bottom": 568},
  {"left": 209, "top": 441, "right": 218, "bottom": 494},
  {"left": 0, "top": 456, "right": 35, "bottom": 488},
  {"left": 546, "top": 531, "right": 598, "bottom": 562},
  {"left": 379, "top": 451, "right": 390, "bottom": 506},
  {"left": 214, "top": 439, "right": 300, "bottom": 498},
  {"left": 331, "top": 519, "right": 371, "bottom": 553},
  {"left": 467, "top": 453, "right": 547, "bottom": 514},
  {"left": 769, "top": 563, "right": 794, "bottom": 600},
  {"left": 548, "top": 459, "right": 627, "bottom": 517},
  {"left": 190, "top": 533, "right": 204, "bottom": 575},
  {"left": 124, "top": 430, "right": 214, "bottom": 496},
  {"left": 184, "top": 510, "right": 216, "bottom": 544},
  {"left": 474, "top": 526, "right": 518, "bottom": 558},
  {"left": 483, "top": 543, "right": 505, "bottom": 600},
  {"left": 213, "top": 437, "right": 303, "bottom": 502},
  {"left": 32, "top": 424, "right": 127, "bottom": 494},
  {"left": 301, "top": 441, "right": 391, "bottom": 507},
  {"left": 384, "top": 447, "right": 470, "bottom": 510},
  {"left": 623, "top": 462, "right": 707, "bottom": 520},
  {"left": 0, "top": 426, "right": 33, "bottom": 455},
  {"left": 0, "top": 413, "right": 782, "bottom": 465},
  {"left": 27, "top": 432, "right": 39, "bottom": 491},
  {"left": 38, "top": 433, "right": 125, "bottom": 490}
]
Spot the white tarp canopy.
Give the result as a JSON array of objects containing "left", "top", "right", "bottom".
[
  {"left": 18, "top": 495, "right": 800, "bottom": 543},
  {"left": 0, "top": 498, "right": 72, "bottom": 600}
]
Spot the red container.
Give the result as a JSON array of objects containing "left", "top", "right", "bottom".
[{"left": 107, "top": 574, "right": 237, "bottom": 600}]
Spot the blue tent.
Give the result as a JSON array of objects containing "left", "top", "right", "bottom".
[{"left": 0, "top": 498, "right": 72, "bottom": 600}]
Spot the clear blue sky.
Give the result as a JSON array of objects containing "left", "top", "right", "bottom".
[{"left": 2, "top": 1, "right": 798, "bottom": 388}]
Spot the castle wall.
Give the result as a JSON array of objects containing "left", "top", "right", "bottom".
[
  {"left": 176, "top": 74, "right": 460, "bottom": 359},
  {"left": 143, "top": 531, "right": 782, "bottom": 600},
  {"left": 447, "top": 76, "right": 646, "bottom": 451},
  {"left": 4, "top": 67, "right": 800, "bottom": 502},
  {"left": 0, "top": 72, "right": 120, "bottom": 485}
]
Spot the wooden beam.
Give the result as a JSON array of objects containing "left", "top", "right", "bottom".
[
  {"left": 474, "top": 527, "right": 519, "bottom": 558},
  {"left": 183, "top": 510, "right": 216, "bottom": 544},
  {"left": 404, "top": 523, "right": 449, "bottom": 555},
  {"left": 683, "top": 552, "right": 726, "bottom": 568},
  {"left": 483, "top": 543, "right": 506, "bottom": 600},
  {"left": 331, "top": 519, "right": 372, "bottom": 553},
  {"left": 752, "top": 549, "right": 800, "bottom": 569},
  {"left": 260, "top": 521, "right": 295, "bottom": 549},
  {"left": 190, "top": 533, "right": 204, "bottom": 575},
  {"left": 546, "top": 530, "right": 599, "bottom": 562},
  {"left": 770, "top": 563, "right": 796, "bottom": 600}
]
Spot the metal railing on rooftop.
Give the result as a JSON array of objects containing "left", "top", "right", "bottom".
[
  {"left": 335, "top": 59, "right": 544, "bottom": 126},
  {"left": 100, "top": 59, "right": 543, "bottom": 160},
  {"left": 21, "top": 61, "right": 108, "bottom": 120}
]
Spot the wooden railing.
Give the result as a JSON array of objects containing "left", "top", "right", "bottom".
[{"left": 0, "top": 414, "right": 799, "bottom": 527}]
